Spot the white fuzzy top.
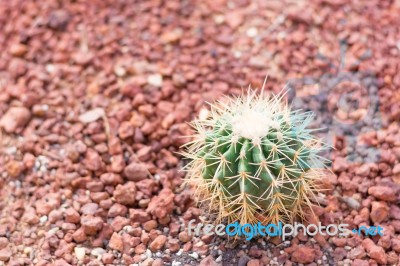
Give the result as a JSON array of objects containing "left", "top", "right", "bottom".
[{"left": 231, "top": 108, "right": 272, "bottom": 140}]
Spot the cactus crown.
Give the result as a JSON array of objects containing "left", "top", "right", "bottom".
[{"left": 182, "top": 83, "right": 329, "bottom": 226}]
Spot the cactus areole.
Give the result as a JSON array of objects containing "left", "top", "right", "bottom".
[{"left": 182, "top": 84, "right": 329, "bottom": 226}]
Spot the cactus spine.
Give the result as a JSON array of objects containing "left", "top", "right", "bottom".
[{"left": 183, "top": 83, "right": 328, "bottom": 226}]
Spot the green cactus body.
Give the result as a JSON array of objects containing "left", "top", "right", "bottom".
[{"left": 183, "top": 87, "right": 328, "bottom": 225}]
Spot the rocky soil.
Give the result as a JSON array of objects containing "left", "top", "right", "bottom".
[{"left": 0, "top": 0, "right": 399, "bottom": 265}]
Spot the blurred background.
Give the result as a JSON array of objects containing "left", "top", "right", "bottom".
[{"left": 0, "top": 0, "right": 399, "bottom": 265}]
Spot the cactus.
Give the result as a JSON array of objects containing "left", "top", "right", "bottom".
[{"left": 182, "top": 82, "right": 329, "bottom": 226}]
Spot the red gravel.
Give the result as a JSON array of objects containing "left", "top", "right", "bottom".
[{"left": 0, "top": 0, "right": 400, "bottom": 265}]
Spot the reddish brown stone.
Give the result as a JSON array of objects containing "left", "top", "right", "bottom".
[
  {"left": 368, "top": 186, "right": 397, "bottom": 202},
  {"left": 0, "top": 107, "right": 31, "bottom": 133},
  {"left": 123, "top": 162, "right": 148, "bottom": 181},
  {"left": 147, "top": 188, "right": 174, "bottom": 219},
  {"left": 149, "top": 235, "right": 167, "bottom": 252},
  {"left": 362, "top": 238, "right": 387, "bottom": 265},
  {"left": 108, "top": 233, "right": 123, "bottom": 252},
  {"left": 370, "top": 201, "right": 390, "bottom": 223},
  {"left": 291, "top": 246, "right": 315, "bottom": 264},
  {"left": 113, "top": 182, "right": 137, "bottom": 206},
  {"left": 81, "top": 215, "right": 103, "bottom": 236}
]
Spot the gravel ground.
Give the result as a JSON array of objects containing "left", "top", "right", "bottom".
[{"left": 0, "top": 0, "right": 399, "bottom": 265}]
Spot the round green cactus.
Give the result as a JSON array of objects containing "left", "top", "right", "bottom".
[{"left": 182, "top": 83, "right": 329, "bottom": 225}]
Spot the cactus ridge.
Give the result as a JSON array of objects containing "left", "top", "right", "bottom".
[{"left": 182, "top": 87, "right": 329, "bottom": 226}]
